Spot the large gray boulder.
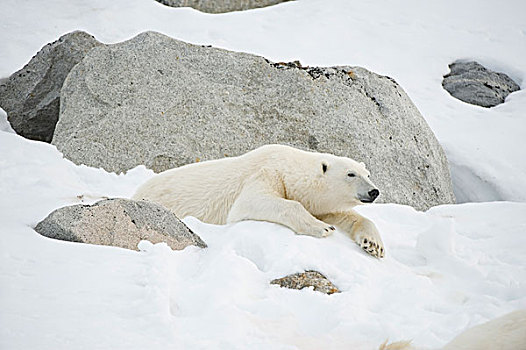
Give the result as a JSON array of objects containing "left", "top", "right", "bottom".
[
  {"left": 442, "top": 61, "right": 520, "bottom": 108},
  {"left": 35, "top": 198, "right": 207, "bottom": 251},
  {"left": 54, "top": 31, "right": 455, "bottom": 210},
  {"left": 0, "top": 31, "right": 102, "bottom": 142},
  {"left": 155, "top": 0, "right": 291, "bottom": 13}
]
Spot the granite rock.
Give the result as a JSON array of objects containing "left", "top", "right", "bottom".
[
  {"left": 35, "top": 198, "right": 207, "bottom": 251},
  {"left": 154, "top": 0, "right": 291, "bottom": 13},
  {"left": 271, "top": 270, "right": 340, "bottom": 295},
  {"left": 0, "top": 31, "right": 102, "bottom": 142},
  {"left": 53, "top": 31, "right": 455, "bottom": 210},
  {"left": 442, "top": 61, "right": 520, "bottom": 108}
]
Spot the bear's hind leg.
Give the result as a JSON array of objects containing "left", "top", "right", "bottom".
[{"left": 318, "top": 211, "right": 385, "bottom": 258}]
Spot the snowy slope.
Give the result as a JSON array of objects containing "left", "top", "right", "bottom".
[
  {"left": 1, "top": 132, "right": 525, "bottom": 349},
  {"left": 1, "top": 0, "right": 526, "bottom": 349}
]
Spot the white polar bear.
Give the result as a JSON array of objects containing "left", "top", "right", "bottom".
[
  {"left": 133, "top": 144, "right": 384, "bottom": 257},
  {"left": 380, "top": 309, "right": 526, "bottom": 350}
]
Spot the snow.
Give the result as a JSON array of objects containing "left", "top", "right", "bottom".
[{"left": 1, "top": 0, "right": 525, "bottom": 349}]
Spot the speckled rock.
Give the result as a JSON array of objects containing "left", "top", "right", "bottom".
[
  {"left": 0, "top": 31, "right": 102, "bottom": 142},
  {"left": 53, "top": 31, "right": 455, "bottom": 210},
  {"left": 442, "top": 61, "right": 520, "bottom": 108},
  {"left": 35, "top": 198, "right": 206, "bottom": 251},
  {"left": 154, "top": 0, "right": 291, "bottom": 13},
  {"left": 271, "top": 271, "right": 340, "bottom": 295}
]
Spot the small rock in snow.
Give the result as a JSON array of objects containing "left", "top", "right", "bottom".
[
  {"left": 442, "top": 61, "right": 520, "bottom": 108},
  {"left": 35, "top": 198, "right": 207, "bottom": 251},
  {"left": 271, "top": 270, "right": 340, "bottom": 295}
]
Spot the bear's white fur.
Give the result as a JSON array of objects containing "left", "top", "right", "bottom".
[
  {"left": 133, "top": 144, "right": 384, "bottom": 257},
  {"left": 380, "top": 309, "right": 526, "bottom": 350}
]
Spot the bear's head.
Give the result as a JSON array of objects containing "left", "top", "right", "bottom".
[{"left": 316, "top": 155, "right": 380, "bottom": 211}]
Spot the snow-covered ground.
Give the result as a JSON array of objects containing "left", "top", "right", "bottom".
[{"left": 1, "top": 0, "right": 525, "bottom": 349}]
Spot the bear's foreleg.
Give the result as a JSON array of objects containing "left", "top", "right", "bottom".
[
  {"left": 229, "top": 195, "right": 336, "bottom": 237},
  {"left": 318, "top": 211, "right": 385, "bottom": 258},
  {"left": 227, "top": 168, "right": 336, "bottom": 238}
]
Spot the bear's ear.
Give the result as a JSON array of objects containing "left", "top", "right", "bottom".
[{"left": 322, "top": 162, "right": 328, "bottom": 174}]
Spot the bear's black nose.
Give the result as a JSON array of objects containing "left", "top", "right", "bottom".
[{"left": 368, "top": 189, "right": 380, "bottom": 201}]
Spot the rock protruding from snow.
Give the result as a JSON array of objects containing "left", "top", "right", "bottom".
[
  {"left": 0, "top": 31, "right": 102, "bottom": 142},
  {"left": 442, "top": 61, "right": 520, "bottom": 108},
  {"left": 271, "top": 271, "right": 340, "bottom": 295},
  {"left": 35, "top": 198, "right": 207, "bottom": 251},
  {"left": 53, "top": 31, "right": 455, "bottom": 210},
  {"left": 154, "top": 0, "right": 291, "bottom": 13}
]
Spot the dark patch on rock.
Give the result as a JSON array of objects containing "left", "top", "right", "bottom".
[
  {"left": 149, "top": 154, "right": 180, "bottom": 173},
  {"left": 274, "top": 63, "right": 387, "bottom": 110},
  {"left": 272, "top": 60, "right": 304, "bottom": 70},
  {"left": 271, "top": 270, "right": 340, "bottom": 295},
  {"left": 442, "top": 61, "right": 520, "bottom": 107},
  {"left": 307, "top": 135, "right": 319, "bottom": 150}
]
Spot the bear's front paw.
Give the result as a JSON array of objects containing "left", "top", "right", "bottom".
[
  {"left": 351, "top": 220, "right": 385, "bottom": 258},
  {"left": 299, "top": 222, "right": 336, "bottom": 238},
  {"left": 359, "top": 237, "right": 384, "bottom": 258}
]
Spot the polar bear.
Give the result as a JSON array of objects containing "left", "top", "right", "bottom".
[
  {"left": 380, "top": 309, "right": 526, "bottom": 350},
  {"left": 133, "top": 144, "right": 384, "bottom": 257}
]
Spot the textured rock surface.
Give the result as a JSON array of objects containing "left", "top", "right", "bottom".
[
  {"left": 270, "top": 271, "right": 340, "bottom": 295},
  {"left": 0, "top": 31, "right": 102, "bottom": 142},
  {"left": 35, "top": 198, "right": 207, "bottom": 251},
  {"left": 442, "top": 61, "right": 520, "bottom": 108},
  {"left": 54, "top": 31, "right": 455, "bottom": 210},
  {"left": 155, "top": 0, "right": 291, "bottom": 13}
]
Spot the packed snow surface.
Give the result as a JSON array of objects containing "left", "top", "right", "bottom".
[
  {"left": 1, "top": 133, "right": 525, "bottom": 349},
  {"left": 1, "top": 0, "right": 526, "bottom": 349}
]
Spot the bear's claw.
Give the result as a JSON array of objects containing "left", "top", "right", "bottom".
[
  {"left": 321, "top": 225, "right": 336, "bottom": 237},
  {"left": 360, "top": 237, "right": 384, "bottom": 258}
]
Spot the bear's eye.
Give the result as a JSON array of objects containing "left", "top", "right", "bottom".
[{"left": 348, "top": 173, "right": 356, "bottom": 177}]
